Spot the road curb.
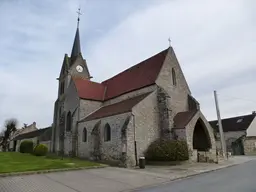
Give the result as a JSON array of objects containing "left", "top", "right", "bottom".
[{"left": 0, "top": 164, "right": 108, "bottom": 178}]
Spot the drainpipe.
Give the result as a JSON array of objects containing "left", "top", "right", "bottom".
[{"left": 132, "top": 114, "right": 138, "bottom": 166}]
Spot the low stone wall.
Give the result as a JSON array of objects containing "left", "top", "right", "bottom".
[
  {"left": 244, "top": 137, "right": 256, "bottom": 155},
  {"left": 197, "top": 150, "right": 217, "bottom": 163}
]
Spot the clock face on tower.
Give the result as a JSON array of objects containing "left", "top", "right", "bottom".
[{"left": 76, "top": 65, "right": 83, "bottom": 72}]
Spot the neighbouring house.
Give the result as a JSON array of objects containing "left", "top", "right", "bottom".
[
  {"left": 13, "top": 126, "right": 52, "bottom": 152},
  {"left": 51, "top": 19, "right": 217, "bottom": 167},
  {"left": 209, "top": 112, "right": 256, "bottom": 155},
  {"left": 8, "top": 122, "right": 37, "bottom": 151}
]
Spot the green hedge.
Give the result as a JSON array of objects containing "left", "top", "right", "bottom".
[
  {"left": 33, "top": 144, "right": 48, "bottom": 156},
  {"left": 145, "top": 139, "right": 189, "bottom": 161},
  {"left": 19, "top": 140, "right": 34, "bottom": 154}
]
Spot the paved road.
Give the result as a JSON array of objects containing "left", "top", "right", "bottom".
[
  {"left": 135, "top": 160, "right": 256, "bottom": 192},
  {"left": 0, "top": 159, "right": 255, "bottom": 192}
]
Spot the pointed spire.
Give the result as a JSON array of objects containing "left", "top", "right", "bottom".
[
  {"left": 71, "top": 8, "right": 82, "bottom": 58},
  {"left": 71, "top": 28, "right": 81, "bottom": 58}
]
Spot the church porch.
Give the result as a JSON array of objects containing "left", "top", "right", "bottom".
[{"left": 173, "top": 110, "right": 217, "bottom": 163}]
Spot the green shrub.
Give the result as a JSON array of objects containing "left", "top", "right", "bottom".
[
  {"left": 33, "top": 144, "right": 48, "bottom": 156},
  {"left": 145, "top": 139, "right": 189, "bottom": 161},
  {"left": 19, "top": 140, "right": 34, "bottom": 153}
]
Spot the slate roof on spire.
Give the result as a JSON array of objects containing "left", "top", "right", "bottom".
[{"left": 71, "top": 27, "right": 81, "bottom": 59}]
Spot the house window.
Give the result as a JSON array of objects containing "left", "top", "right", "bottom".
[
  {"left": 66, "top": 111, "right": 72, "bottom": 131},
  {"left": 237, "top": 119, "right": 243, "bottom": 123},
  {"left": 104, "top": 123, "right": 111, "bottom": 142},
  {"left": 172, "top": 68, "right": 176, "bottom": 86},
  {"left": 83, "top": 128, "right": 87, "bottom": 142}
]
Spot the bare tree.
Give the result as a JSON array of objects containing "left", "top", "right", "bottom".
[{"left": 0, "top": 119, "right": 18, "bottom": 152}]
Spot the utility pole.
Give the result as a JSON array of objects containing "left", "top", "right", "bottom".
[{"left": 214, "top": 90, "right": 227, "bottom": 159}]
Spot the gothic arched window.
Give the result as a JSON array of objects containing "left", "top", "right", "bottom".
[
  {"left": 66, "top": 111, "right": 72, "bottom": 131},
  {"left": 172, "top": 68, "right": 177, "bottom": 86},
  {"left": 104, "top": 123, "right": 111, "bottom": 142},
  {"left": 83, "top": 128, "right": 87, "bottom": 142}
]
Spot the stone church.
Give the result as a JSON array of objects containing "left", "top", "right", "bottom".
[{"left": 51, "top": 23, "right": 216, "bottom": 166}]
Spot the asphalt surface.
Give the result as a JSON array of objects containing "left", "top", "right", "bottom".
[{"left": 135, "top": 160, "right": 256, "bottom": 192}]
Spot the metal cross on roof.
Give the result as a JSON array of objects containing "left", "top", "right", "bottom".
[{"left": 77, "top": 7, "right": 82, "bottom": 27}]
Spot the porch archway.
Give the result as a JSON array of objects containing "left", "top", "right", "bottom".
[{"left": 193, "top": 119, "right": 212, "bottom": 151}]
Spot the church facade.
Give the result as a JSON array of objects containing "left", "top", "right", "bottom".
[{"left": 51, "top": 25, "right": 217, "bottom": 167}]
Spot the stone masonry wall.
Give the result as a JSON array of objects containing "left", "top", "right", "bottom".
[
  {"left": 244, "top": 138, "right": 256, "bottom": 155},
  {"left": 185, "top": 111, "right": 216, "bottom": 162},
  {"left": 125, "top": 115, "right": 136, "bottom": 167},
  {"left": 132, "top": 91, "right": 160, "bottom": 160},
  {"left": 157, "top": 87, "right": 171, "bottom": 139},
  {"left": 77, "top": 113, "right": 131, "bottom": 161},
  {"left": 155, "top": 47, "right": 191, "bottom": 128},
  {"left": 63, "top": 80, "right": 80, "bottom": 156},
  {"left": 79, "top": 99, "right": 102, "bottom": 120}
]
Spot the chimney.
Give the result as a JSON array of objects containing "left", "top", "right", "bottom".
[{"left": 252, "top": 111, "right": 256, "bottom": 115}]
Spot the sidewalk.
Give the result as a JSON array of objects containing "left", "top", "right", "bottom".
[
  {"left": 0, "top": 156, "right": 255, "bottom": 192},
  {"left": 130, "top": 156, "right": 256, "bottom": 181}
]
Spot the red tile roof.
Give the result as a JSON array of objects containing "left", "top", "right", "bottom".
[
  {"left": 73, "top": 48, "right": 169, "bottom": 101},
  {"left": 73, "top": 78, "right": 105, "bottom": 101},
  {"left": 173, "top": 110, "right": 198, "bottom": 128},
  {"left": 83, "top": 93, "right": 151, "bottom": 121},
  {"left": 102, "top": 49, "right": 169, "bottom": 100}
]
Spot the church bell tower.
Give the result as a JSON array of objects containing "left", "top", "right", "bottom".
[{"left": 57, "top": 8, "right": 91, "bottom": 99}]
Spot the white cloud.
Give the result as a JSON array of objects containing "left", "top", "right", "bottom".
[{"left": 87, "top": 0, "right": 256, "bottom": 120}]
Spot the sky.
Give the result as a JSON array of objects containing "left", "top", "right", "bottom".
[{"left": 0, "top": 0, "right": 255, "bottom": 130}]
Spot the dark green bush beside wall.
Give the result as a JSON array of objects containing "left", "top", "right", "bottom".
[
  {"left": 33, "top": 144, "right": 48, "bottom": 156},
  {"left": 19, "top": 140, "right": 34, "bottom": 154},
  {"left": 145, "top": 139, "right": 189, "bottom": 161}
]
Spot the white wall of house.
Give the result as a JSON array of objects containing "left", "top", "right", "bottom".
[{"left": 246, "top": 117, "right": 256, "bottom": 136}]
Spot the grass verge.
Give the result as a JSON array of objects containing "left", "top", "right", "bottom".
[{"left": 0, "top": 152, "right": 101, "bottom": 174}]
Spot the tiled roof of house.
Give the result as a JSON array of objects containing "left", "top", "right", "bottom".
[
  {"left": 83, "top": 93, "right": 151, "bottom": 121},
  {"left": 73, "top": 78, "right": 105, "bottom": 101},
  {"left": 209, "top": 114, "right": 255, "bottom": 132},
  {"left": 173, "top": 110, "right": 198, "bottom": 128},
  {"left": 13, "top": 127, "right": 51, "bottom": 141},
  {"left": 74, "top": 48, "right": 169, "bottom": 101}
]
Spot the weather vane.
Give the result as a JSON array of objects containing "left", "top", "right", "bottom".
[{"left": 77, "top": 7, "right": 82, "bottom": 27}]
